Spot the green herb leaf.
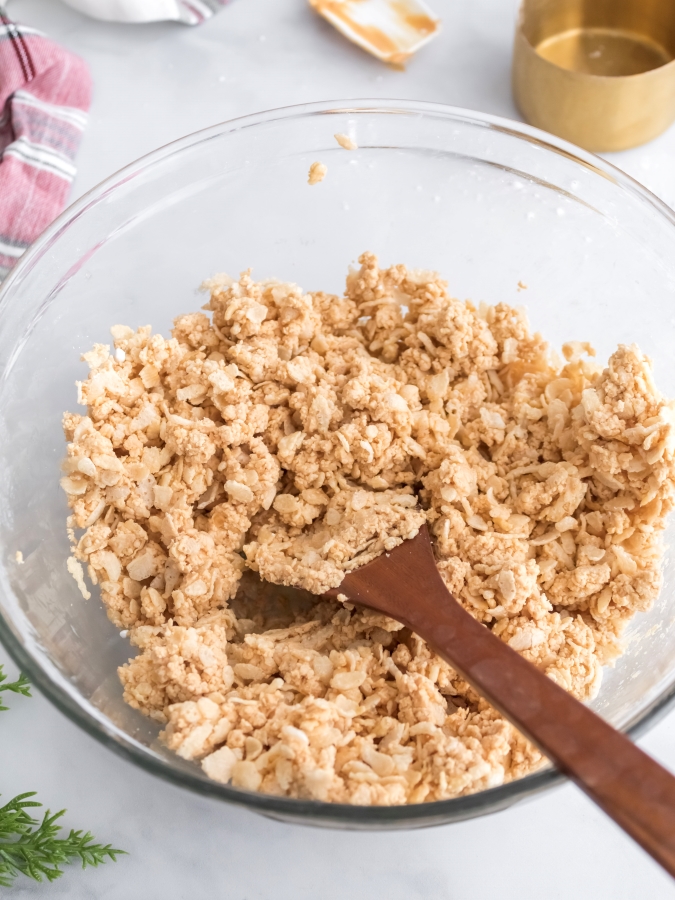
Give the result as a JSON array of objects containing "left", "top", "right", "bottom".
[
  {"left": 0, "top": 793, "right": 126, "bottom": 888},
  {"left": 0, "top": 665, "right": 125, "bottom": 886},
  {"left": 0, "top": 665, "right": 31, "bottom": 711}
]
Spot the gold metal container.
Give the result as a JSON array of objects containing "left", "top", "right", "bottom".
[{"left": 512, "top": 0, "right": 675, "bottom": 151}]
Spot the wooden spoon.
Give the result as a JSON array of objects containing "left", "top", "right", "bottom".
[{"left": 326, "top": 524, "right": 675, "bottom": 877}]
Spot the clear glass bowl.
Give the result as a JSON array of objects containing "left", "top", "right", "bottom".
[{"left": 2, "top": 100, "right": 675, "bottom": 830}]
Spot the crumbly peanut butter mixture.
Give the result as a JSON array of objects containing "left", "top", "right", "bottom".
[{"left": 61, "top": 253, "right": 675, "bottom": 805}]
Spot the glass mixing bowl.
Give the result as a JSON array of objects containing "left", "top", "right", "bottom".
[{"left": 2, "top": 100, "right": 675, "bottom": 830}]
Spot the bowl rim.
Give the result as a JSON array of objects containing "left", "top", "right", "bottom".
[{"left": 3, "top": 97, "right": 675, "bottom": 828}]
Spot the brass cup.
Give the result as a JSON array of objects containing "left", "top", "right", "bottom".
[{"left": 512, "top": 0, "right": 675, "bottom": 151}]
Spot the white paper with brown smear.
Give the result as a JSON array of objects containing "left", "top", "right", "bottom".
[{"left": 309, "top": 0, "right": 441, "bottom": 65}]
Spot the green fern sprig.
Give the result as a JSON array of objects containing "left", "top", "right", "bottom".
[
  {"left": 0, "top": 793, "right": 125, "bottom": 887},
  {"left": 0, "top": 667, "right": 31, "bottom": 711},
  {"left": 0, "top": 664, "right": 125, "bottom": 886}
]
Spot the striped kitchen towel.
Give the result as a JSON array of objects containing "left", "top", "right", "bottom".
[
  {"left": 0, "top": 13, "right": 91, "bottom": 280},
  {"left": 60, "top": 0, "right": 230, "bottom": 25}
]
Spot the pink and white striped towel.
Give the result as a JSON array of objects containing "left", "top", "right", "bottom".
[{"left": 0, "top": 13, "right": 92, "bottom": 280}]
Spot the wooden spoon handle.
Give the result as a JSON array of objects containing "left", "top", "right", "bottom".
[
  {"left": 425, "top": 592, "right": 675, "bottom": 875},
  {"left": 340, "top": 530, "right": 675, "bottom": 876}
]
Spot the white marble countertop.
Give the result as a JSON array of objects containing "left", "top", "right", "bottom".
[{"left": 3, "top": 0, "right": 675, "bottom": 895}]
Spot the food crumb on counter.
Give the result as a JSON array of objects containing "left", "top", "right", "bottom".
[
  {"left": 308, "top": 161, "right": 327, "bottom": 185},
  {"left": 335, "top": 133, "right": 357, "bottom": 150}
]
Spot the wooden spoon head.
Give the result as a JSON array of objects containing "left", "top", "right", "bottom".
[{"left": 324, "top": 524, "right": 444, "bottom": 623}]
